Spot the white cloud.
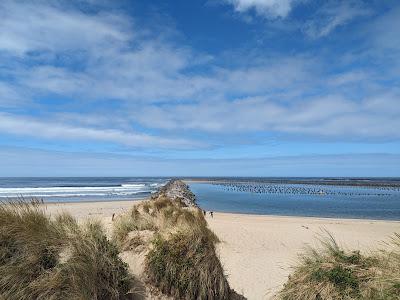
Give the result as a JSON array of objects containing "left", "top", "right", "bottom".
[
  {"left": 365, "top": 6, "right": 400, "bottom": 79},
  {"left": 132, "top": 93, "right": 400, "bottom": 140},
  {"left": 0, "top": 113, "right": 201, "bottom": 149},
  {"left": 0, "top": 1, "right": 130, "bottom": 54},
  {"left": 328, "top": 71, "right": 368, "bottom": 86},
  {"left": 0, "top": 0, "right": 316, "bottom": 108},
  {"left": 221, "top": 0, "right": 300, "bottom": 19},
  {"left": 0, "top": 0, "right": 210, "bottom": 104},
  {"left": 304, "top": 1, "right": 370, "bottom": 38},
  {"left": 0, "top": 82, "right": 27, "bottom": 107},
  {"left": 1, "top": 0, "right": 314, "bottom": 105}
]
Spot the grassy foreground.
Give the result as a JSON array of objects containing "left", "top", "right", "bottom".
[
  {"left": 0, "top": 189, "right": 244, "bottom": 299},
  {"left": 276, "top": 232, "right": 400, "bottom": 300},
  {"left": 0, "top": 201, "right": 135, "bottom": 300},
  {"left": 113, "top": 196, "right": 244, "bottom": 299}
]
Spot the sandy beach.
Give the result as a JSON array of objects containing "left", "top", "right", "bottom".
[
  {"left": 44, "top": 200, "right": 142, "bottom": 235},
  {"left": 206, "top": 213, "right": 400, "bottom": 299},
  {"left": 44, "top": 201, "right": 400, "bottom": 300}
]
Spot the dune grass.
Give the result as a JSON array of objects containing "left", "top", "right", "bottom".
[
  {"left": 113, "top": 196, "right": 214, "bottom": 246},
  {"left": 0, "top": 201, "right": 135, "bottom": 300},
  {"left": 277, "top": 232, "right": 400, "bottom": 300},
  {"left": 146, "top": 229, "right": 230, "bottom": 299},
  {"left": 113, "top": 196, "right": 242, "bottom": 299}
]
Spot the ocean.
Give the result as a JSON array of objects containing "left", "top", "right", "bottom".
[{"left": 0, "top": 177, "right": 169, "bottom": 202}]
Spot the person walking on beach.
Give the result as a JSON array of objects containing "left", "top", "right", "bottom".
[
  {"left": 210, "top": 211, "right": 213, "bottom": 218},
  {"left": 203, "top": 210, "right": 206, "bottom": 216}
]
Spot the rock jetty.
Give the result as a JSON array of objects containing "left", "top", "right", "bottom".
[{"left": 151, "top": 179, "right": 197, "bottom": 207}]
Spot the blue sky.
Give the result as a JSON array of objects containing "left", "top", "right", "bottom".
[{"left": 0, "top": 0, "right": 399, "bottom": 176}]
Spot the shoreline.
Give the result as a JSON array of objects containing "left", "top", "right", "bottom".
[
  {"left": 32, "top": 199, "right": 400, "bottom": 223},
  {"left": 33, "top": 197, "right": 146, "bottom": 205},
  {"left": 205, "top": 211, "right": 400, "bottom": 223}
]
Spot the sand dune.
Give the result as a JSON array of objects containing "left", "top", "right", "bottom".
[{"left": 44, "top": 201, "right": 399, "bottom": 300}]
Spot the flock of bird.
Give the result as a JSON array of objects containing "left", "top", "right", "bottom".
[{"left": 210, "top": 182, "right": 400, "bottom": 196}]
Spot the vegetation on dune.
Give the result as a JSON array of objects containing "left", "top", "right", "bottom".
[
  {"left": 146, "top": 230, "right": 230, "bottom": 299},
  {"left": 113, "top": 195, "right": 244, "bottom": 299},
  {"left": 113, "top": 196, "right": 215, "bottom": 247},
  {"left": 0, "top": 201, "right": 135, "bottom": 300},
  {"left": 276, "top": 232, "right": 400, "bottom": 300}
]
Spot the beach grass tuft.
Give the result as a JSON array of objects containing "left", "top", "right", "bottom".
[
  {"left": 0, "top": 201, "right": 135, "bottom": 300},
  {"left": 145, "top": 227, "right": 231, "bottom": 299},
  {"left": 276, "top": 231, "right": 400, "bottom": 300}
]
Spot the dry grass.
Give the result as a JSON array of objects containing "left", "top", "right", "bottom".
[
  {"left": 276, "top": 232, "right": 400, "bottom": 300},
  {"left": 113, "top": 196, "right": 244, "bottom": 299},
  {"left": 0, "top": 201, "right": 136, "bottom": 300},
  {"left": 113, "top": 197, "right": 213, "bottom": 245},
  {"left": 145, "top": 229, "right": 230, "bottom": 299}
]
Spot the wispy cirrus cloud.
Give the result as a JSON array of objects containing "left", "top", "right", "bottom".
[
  {"left": 0, "top": 113, "right": 202, "bottom": 149},
  {"left": 0, "top": 1, "right": 131, "bottom": 54},
  {"left": 131, "top": 92, "right": 400, "bottom": 141},
  {"left": 219, "top": 0, "right": 372, "bottom": 40},
  {"left": 303, "top": 1, "right": 371, "bottom": 38}
]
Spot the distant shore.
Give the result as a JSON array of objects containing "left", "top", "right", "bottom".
[
  {"left": 184, "top": 177, "right": 400, "bottom": 187},
  {"left": 43, "top": 199, "right": 400, "bottom": 299}
]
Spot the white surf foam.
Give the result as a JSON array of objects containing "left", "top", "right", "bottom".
[{"left": 0, "top": 184, "right": 153, "bottom": 198}]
